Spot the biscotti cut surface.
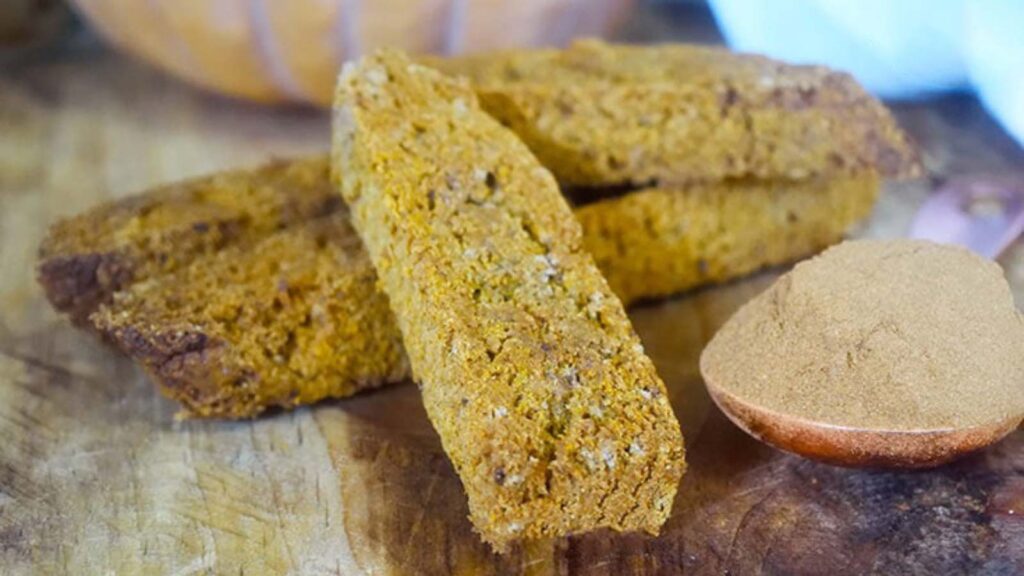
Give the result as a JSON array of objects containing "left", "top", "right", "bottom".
[
  {"left": 37, "top": 157, "right": 340, "bottom": 324},
  {"left": 578, "top": 173, "right": 879, "bottom": 305},
  {"left": 92, "top": 214, "right": 408, "bottom": 419},
  {"left": 333, "top": 50, "right": 685, "bottom": 549},
  {"left": 429, "top": 39, "right": 919, "bottom": 187}
]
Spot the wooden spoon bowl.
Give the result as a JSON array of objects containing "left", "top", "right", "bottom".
[{"left": 704, "top": 372, "right": 1023, "bottom": 468}]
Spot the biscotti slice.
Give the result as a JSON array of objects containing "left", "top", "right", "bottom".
[
  {"left": 333, "top": 50, "right": 685, "bottom": 549},
  {"left": 428, "top": 39, "right": 919, "bottom": 187},
  {"left": 92, "top": 213, "right": 408, "bottom": 418},
  {"left": 578, "top": 172, "right": 879, "bottom": 305},
  {"left": 37, "top": 156, "right": 340, "bottom": 324}
]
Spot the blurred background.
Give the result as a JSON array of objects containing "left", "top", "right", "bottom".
[
  {"left": 2, "top": 0, "right": 1023, "bottom": 252},
  {"left": 3, "top": 0, "right": 1020, "bottom": 145},
  {"left": 4, "top": 0, "right": 1022, "bottom": 272}
]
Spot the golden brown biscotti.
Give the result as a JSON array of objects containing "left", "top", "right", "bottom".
[
  {"left": 428, "top": 39, "right": 919, "bottom": 187},
  {"left": 579, "top": 173, "right": 879, "bottom": 305},
  {"left": 37, "top": 157, "right": 340, "bottom": 325},
  {"left": 40, "top": 157, "right": 877, "bottom": 418},
  {"left": 91, "top": 214, "right": 408, "bottom": 418},
  {"left": 333, "top": 50, "right": 685, "bottom": 549}
]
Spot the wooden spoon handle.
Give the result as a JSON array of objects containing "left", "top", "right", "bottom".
[{"left": 910, "top": 175, "right": 1024, "bottom": 259}]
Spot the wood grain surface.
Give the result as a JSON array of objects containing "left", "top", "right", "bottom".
[{"left": 3, "top": 17, "right": 1024, "bottom": 576}]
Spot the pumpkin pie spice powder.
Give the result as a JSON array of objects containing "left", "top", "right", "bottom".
[{"left": 702, "top": 239, "right": 1024, "bottom": 431}]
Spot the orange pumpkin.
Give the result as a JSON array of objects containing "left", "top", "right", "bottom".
[{"left": 70, "top": 0, "right": 637, "bottom": 106}]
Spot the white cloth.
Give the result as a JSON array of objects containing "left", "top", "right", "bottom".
[{"left": 708, "top": 0, "right": 1024, "bottom": 145}]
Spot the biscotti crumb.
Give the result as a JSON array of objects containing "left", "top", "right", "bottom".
[{"left": 333, "top": 49, "right": 685, "bottom": 550}]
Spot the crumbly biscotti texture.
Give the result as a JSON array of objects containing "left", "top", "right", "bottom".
[
  {"left": 333, "top": 50, "right": 685, "bottom": 549},
  {"left": 91, "top": 214, "right": 408, "bottom": 419},
  {"left": 579, "top": 173, "right": 879, "bottom": 305},
  {"left": 37, "top": 157, "right": 340, "bottom": 325},
  {"left": 39, "top": 156, "right": 877, "bottom": 418},
  {"left": 428, "top": 39, "right": 919, "bottom": 187}
]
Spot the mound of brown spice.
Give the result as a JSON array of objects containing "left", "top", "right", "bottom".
[{"left": 702, "top": 239, "right": 1024, "bottom": 434}]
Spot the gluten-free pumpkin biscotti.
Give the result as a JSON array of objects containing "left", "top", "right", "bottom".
[
  {"left": 39, "top": 157, "right": 876, "bottom": 418},
  {"left": 91, "top": 213, "right": 408, "bottom": 418},
  {"left": 333, "top": 50, "right": 685, "bottom": 548},
  {"left": 428, "top": 39, "right": 919, "bottom": 187},
  {"left": 579, "top": 173, "right": 879, "bottom": 304},
  {"left": 37, "top": 157, "right": 339, "bottom": 325}
]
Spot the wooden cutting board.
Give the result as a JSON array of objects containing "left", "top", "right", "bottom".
[{"left": 3, "top": 40, "right": 1024, "bottom": 576}]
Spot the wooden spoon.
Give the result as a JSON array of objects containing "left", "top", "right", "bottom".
[
  {"left": 703, "top": 185, "right": 1024, "bottom": 469},
  {"left": 703, "top": 374, "right": 1023, "bottom": 468}
]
